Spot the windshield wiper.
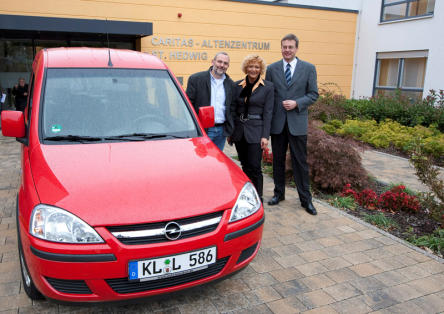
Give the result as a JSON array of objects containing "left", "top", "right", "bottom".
[
  {"left": 103, "top": 133, "right": 187, "bottom": 140},
  {"left": 44, "top": 135, "right": 103, "bottom": 142}
]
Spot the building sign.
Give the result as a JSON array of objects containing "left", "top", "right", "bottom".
[{"left": 148, "top": 36, "right": 271, "bottom": 61}]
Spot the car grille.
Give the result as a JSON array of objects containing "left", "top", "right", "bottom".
[
  {"left": 106, "top": 211, "right": 223, "bottom": 245},
  {"left": 105, "top": 257, "right": 229, "bottom": 294},
  {"left": 45, "top": 277, "right": 92, "bottom": 294}
]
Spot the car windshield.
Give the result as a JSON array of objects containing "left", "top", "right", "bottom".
[{"left": 41, "top": 68, "right": 198, "bottom": 142}]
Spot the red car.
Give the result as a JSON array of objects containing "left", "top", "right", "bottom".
[{"left": 1, "top": 48, "right": 264, "bottom": 303}]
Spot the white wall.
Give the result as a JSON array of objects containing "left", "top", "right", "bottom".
[{"left": 352, "top": 0, "right": 444, "bottom": 98}]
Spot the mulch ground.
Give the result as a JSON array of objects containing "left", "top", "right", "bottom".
[
  {"left": 313, "top": 180, "right": 443, "bottom": 258},
  {"left": 340, "top": 204, "right": 442, "bottom": 256}
]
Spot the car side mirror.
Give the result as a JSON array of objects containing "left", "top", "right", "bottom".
[
  {"left": 1, "top": 110, "right": 25, "bottom": 138},
  {"left": 198, "top": 106, "right": 215, "bottom": 129}
]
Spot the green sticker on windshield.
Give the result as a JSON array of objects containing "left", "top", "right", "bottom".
[{"left": 51, "top": 124, "right": 62, "bottom": 133}]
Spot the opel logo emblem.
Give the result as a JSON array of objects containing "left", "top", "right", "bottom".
[{"left": 164, "top": 222, "right": 182, "bottom": 240}]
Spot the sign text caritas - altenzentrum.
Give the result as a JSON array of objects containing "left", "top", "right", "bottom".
[{"left": 149, "top": 36, "right": 271, "bottom": 61}]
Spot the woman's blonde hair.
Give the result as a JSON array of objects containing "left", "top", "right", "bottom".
[{"left": 241, "top": 54, "right": 266, "bottom": 75}]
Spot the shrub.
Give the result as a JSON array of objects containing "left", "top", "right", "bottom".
[
  {"left": 309, "top": 98, "right": 349, "bottom": 123},
  {"left": 309, "top": 82, "right": 350, "bottom": 122},
  {"left": 417, "top": 192, "right": 444, "bottom": 226},
  {"left": 378, "top": 185, "right": 420, "bottom": 213},
  {"left": 386, "top": 182, "right": 417, "bottom": 196},
  {"left": 314, "top": 89, "right": 444, "bottom": 132},
  {"left": 410, "top": 142, "right": 444, "bottom": 224},
  {"left": 408, "top": 229, "right": 444, "bottom": 255},
  {"left": 424, "top": 89, "right": 444, "bottom": 108},
  {"left": 323, "top": 119, "right": 444, "bottom": 159},
  {"left": 329, "top": 196, "right": 357, "bottom": 210},
  {"left": 410, "top": 143, "right": 444, "bottom": 203},
  {"left": 341, "top": 184, "right": 420, "bottom": 212},
  {"left": 307, "top": 124, "right": 369, "bottom": 193},
  {"left": 357, "top": 189, "right": 379, "bottom": 210}
]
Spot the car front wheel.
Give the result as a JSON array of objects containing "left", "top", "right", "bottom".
[{"left": 16, "top": 200, "right": 44, "bottom": 300}]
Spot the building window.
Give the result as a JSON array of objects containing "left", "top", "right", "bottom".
[
  {"left": 374, "top": 51, "right": 427, "bottom": 100},
  {"left": 381, "top": 0, "right": 435, "bottom": 22}
]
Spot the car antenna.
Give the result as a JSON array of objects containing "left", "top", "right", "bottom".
[{"left": 106, "top": 18, "right": 113, "bottom": 67}]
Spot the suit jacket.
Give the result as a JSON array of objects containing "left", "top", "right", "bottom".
[
  {"left": 265, "top": 58, "right": 318, "bottom": 136},
  {"left": 186, "top": 67, "right": 235, "bottom": 136},
  {"left": 231, "top": 78, "right": 274, "bottom": 143}
]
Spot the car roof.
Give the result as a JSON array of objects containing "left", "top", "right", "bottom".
[{"left": 44, "top": 47, "right": 167, "bottom": 69}]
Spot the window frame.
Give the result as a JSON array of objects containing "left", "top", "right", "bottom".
[
  {"left": 380, "top": 0, "right": 434, "bottom": 22},
  {"left": 373, "top": 52, "right": 428, "bottom": 99}
]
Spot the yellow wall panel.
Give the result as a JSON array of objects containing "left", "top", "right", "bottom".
[{"left": 0, "top": 0, "right": 357, "bottom": 95}]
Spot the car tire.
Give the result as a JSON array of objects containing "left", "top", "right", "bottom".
[{"left": 16, "top": 197, "right": 44, "bottom": 300}]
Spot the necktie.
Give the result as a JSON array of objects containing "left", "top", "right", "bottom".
[{"left": 285, "top": 63, "right": 292, "bottom": 85}]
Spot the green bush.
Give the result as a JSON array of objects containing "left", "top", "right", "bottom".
[
  {"left": 329, "top": 196, "right": 357, "bottom": 210},
  {"left": 311, "top": 89, "right": 444, "bottom": 132},
  {"left": 323, "top": 119, "right": 444, "bottom": 158},
  {"left": 364, "top": 213, "right": 398, "bottom": 230},
  {"left": 408, "top": 229, "right": 444, "bottom": 255}
]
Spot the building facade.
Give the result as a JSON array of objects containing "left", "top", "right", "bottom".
[
  {"left": 352, "top": 0, "right": 441, "bottom": 99},
  {"left": 0, "top": 0, "right": 357, "bottom": 109}
]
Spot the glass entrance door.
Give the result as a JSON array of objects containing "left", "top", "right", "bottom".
[
  {"left": 0, "top": 37, "right": 135, "bottom": 112},
  {"left": 0, "top": 39, "right": 33, "bottom": 110}
]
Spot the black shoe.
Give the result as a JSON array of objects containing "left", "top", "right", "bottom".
[
  {"left": 302, "top": 202, "right": 317, "bottom": 215},
  {"left": 268, "top": 195, "right": 285, "bottom": 206}
]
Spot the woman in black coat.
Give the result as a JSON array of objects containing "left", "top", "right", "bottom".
[{"left": 230, "top": 55, "right": 274, "bottom": 201}]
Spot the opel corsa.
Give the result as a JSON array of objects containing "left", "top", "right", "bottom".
[{"left": 0, "top": 48, "right": 264, "bottom": 302}]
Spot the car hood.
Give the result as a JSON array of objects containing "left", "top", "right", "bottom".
[{"left": 30, "top": 137, "right": 246, "bottom": 226}]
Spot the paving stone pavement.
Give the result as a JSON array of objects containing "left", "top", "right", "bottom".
[
  {"left": 0, "top": 135, "right": 443, "bottom": 313},
  {"left": 360, "top": 150, "right": 444, "bottom": 194}
]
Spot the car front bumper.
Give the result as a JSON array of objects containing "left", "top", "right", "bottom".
[{"left": 20, "top": 209, "right": 264, "bottom": 302}]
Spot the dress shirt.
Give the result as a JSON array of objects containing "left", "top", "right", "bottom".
[
  {"left": 210, "top": 72, "right": 226, "bottom": 124},
  {"left": 282, "top": 58, "right": 298, "bottom": 78}
]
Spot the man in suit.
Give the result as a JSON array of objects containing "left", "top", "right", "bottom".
[
  {"left": 186, "top": 52, "right": 234, "bottom": 151},
  {"left": 265, "top": 34, "right": 319, "bottom": 215}
]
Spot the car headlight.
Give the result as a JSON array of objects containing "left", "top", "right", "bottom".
[
  {"left": 229, "top": 182, "right": 261, "bottom": 222},
  {"left": 30, "top": 204, "right": 104, "bottom": 243}
]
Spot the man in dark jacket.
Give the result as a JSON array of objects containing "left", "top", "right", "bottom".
[
  {"left": 12, "top": 77, "right": 28, "bottom": 112},
  {"left": 186, "top": 52, "right": 234, "bottom": 151}
]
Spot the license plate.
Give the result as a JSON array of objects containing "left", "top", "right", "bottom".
[{"left": 128, "top": 247, "right": 217, "bottom": 281}]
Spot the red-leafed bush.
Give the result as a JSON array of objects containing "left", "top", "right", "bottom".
[
  {"left": 357, "top": 189, "right": 379, "bottom": 210},
  {"left": 261, "top": 123, "right": 370, "bottom": 193},
  {"left": 307, "top": 123, "right": 370, "bottom": 193},
  {"left": 341, "top": 184, "right": 420, "bottom": 212},
  {"left": 341, "top": 183, "right": 358, "bottom": 200},
  {"left": 379, "top": 185, "right": 420, "bottom": 213}
]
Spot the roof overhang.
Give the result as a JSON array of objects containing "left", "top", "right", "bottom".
[{"left": 0, "top": 14, "right": 152, "bottom": 41}]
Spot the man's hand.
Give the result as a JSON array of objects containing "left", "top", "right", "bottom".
[
  {"left": 261, "top": 138, "right": 268, "bottom": 150},
  {"left": 282, "top": 100, "right": 297, "bottom": 111},
  {"left": 227, "top": 136, "right": 233, "bottom": 146}
]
